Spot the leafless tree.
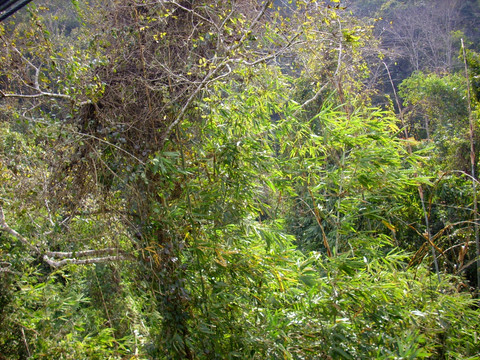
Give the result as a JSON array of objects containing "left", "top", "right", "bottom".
[{"left": 382, "top": 0, "right": 462, "bottom": 73}]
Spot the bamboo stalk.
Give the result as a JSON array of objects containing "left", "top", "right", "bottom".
[
  {"left": 461, "top": 38, "right": 480, "bottom": 292},
  {"left": 383, "top": 62, "right": 441, "bottom": 283}
]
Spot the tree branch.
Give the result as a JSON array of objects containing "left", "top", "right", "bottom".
[
  {"left": 43, "top": 255, "right": 130, "bottom": 268},
  {"left": 0, "top": 89, "right": 73, "bottom": 100},
  {"left": 46, "top": 248, "right": 132, "bottom": 259},
  {"left": 0, "top": 206, "right": 39, "bottom": 253},
  {"left": 0, "top": 206, "right": 134, "bottom": 268},
  {"left": 159, "top": 60, "right": 231, "bottom": 147},
  {"left": 0, "top": 262, "right": 13, "bottom": 274},
  {"left": 226, "top": 0, "right": 273, "bottom": 53},
  {"left": 0, "top": 36, "right": 90, "bottom": 105}
]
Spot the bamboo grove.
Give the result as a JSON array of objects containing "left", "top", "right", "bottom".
[{"left": 1, "top": 0, "right": 480, "bottom": 358}]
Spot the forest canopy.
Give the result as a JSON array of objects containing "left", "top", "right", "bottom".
[{"left": 1, "top": 0, "right": 480, "bottom": 359}]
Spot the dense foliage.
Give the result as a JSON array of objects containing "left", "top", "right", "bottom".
[{"left": 1, "top": 0, "right": 480, "bottom": 359}]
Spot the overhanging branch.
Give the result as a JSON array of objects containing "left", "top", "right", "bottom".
[
  {"left": 0, "top": 38, "right": 90, "bottom": 105},
  {"left": 0, "top": 206, "right": 134, "bottom": 268},
  {"left": 43, "top": 254, "right": 131, "bottom": 268},
  {"left": 0, "top": 206, "right": 39, "bottom": 253}
]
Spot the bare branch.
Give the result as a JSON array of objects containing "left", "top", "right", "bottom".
[
  {"left": 227, "top": 0, "right": 273, "bottom": 53},
  {"left": 293, "top": 18, "right": 343, "bottom": 117},
  {"left": 293, "top": 81, "right": 329, "bottom": 117},
  {"left": 164, "top": 1, "right": 216, "bottom": 27},
  {"left": 242, "top": 34, "right": 302, "bottom": 67},
  {"left": 43, "top": 254, "right": 131, "bottom": 268},
  {"left": 0, "top": 36, "right": 90, "bottom": 105},
  {"left": 0, "top": 206, "right": 134, "bottom": 269},
  {"left": 73, "top": 130, "right": 146, "bottom": 165},
  {"left": 0, "top": 262, "right": 13, "bottom": 274},
  {"left": 160, "top": 60, "right": 232, "bottom": 147},
  {"left": 46, "top": 248, "right": 131, "bottom": 258},
  {"left": 0, "top": 206, "right": 39, "bottom": 253},
  {"left": 0, "top": 89, "right": 73, "bottom": 100},
  {"left": 458, "top": 256, "right": 480, "bottom": 273}
]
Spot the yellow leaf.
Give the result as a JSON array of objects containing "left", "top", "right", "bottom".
[
  {"left": 382, "top": 220, "right": 396, "bottom": 232},
  {"left": 214, "top": 248, "right": 227, "bottom": 267},
  {"left": 273, "top": 270, "right": 285, "bottom": 292}
]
